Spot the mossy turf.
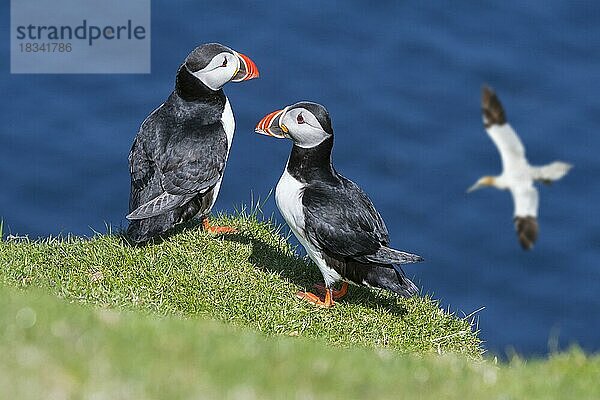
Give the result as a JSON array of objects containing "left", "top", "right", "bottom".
[
  {"left": 1, "top": 286, "right": 599, "bottom": 399},
  {"left": 0, "top": 213, "right": 480, "bottom": 356}
]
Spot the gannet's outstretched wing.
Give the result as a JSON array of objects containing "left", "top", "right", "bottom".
[
  {"left": 482, "top": 86, "right": 528, "bottom": 173},
  {"left": 531, "top": 161, "right": 573, "bottom": 184},
  {"left": 510, "top": 184, "right": 539, "bottom": 250}
]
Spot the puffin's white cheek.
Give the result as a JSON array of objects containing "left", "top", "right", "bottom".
[
  {"left": 193, "top": 68, "right": 232, "bottom": 91},
  {"left": 294, "top": 125, "right": 330, "bottom": 148}
]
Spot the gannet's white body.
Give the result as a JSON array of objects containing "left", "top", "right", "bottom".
[{"left": 468, "top": 86, "right": 572, "bottom": 250}]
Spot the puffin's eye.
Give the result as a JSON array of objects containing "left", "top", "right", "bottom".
[
  {"left": 221, "top": 57, "right": 228, "bottom": 67},
  {"left": 297, "top": 113, "right": 304, "bottom": 124}
]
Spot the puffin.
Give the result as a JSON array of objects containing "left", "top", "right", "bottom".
[
  {"left": 467, "top": 86, "right": 572, "bottom": 250},
  {"left": 255, "top": 101, "right": 423, "bottom": 307},
  {"left": 126, "top": 43, "right": 259, "bottom": 244}
]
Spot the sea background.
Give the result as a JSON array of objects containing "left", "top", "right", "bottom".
[{"left": 1, "top": 1, "right": 598, "bottom": 357}]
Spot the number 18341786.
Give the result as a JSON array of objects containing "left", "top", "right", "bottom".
[{"left": 19, "top": 42, "right": 72, "bottom": 52}]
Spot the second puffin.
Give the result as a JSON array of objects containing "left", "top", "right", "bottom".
[{"left": 256, "top": 102, "right": 423, "bottom": 307}]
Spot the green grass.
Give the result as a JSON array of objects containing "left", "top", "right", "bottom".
[
  {"left": 0, "top": 212, "right": 479, "bottom": 356},
  {"left": 1, "top": 285, "right": 599, "bottom": 399},
  {"left": 1, "top": 212, "right": 598, "bottom": 398}
]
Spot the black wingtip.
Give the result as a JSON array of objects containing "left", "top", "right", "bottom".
[
  {"left": 383, "top": 266, "right": 420, "bottom": 297},
  {"left": 407, "top": 253, "right": 424, "bottom": 264},
  {"left": 407, "top": 254, "right": 424, "bottom": 264},
  {"left": 514, "top": 216, "right": 538, "bottom": 251},
  {"left": 126, "top": 221, "right": 150, "bottom": 245},
  {"left": 481, "top": 85, "right": 506, "bottom": 127}
]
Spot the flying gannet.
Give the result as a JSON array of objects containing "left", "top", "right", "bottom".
[{"left": 467, "top": 86, "right": 572, "bottom": 250}]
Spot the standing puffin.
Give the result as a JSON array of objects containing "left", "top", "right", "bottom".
[
  {"left": 467, "top": 86, "right": 572, "bottom": 250},
  {"left": 255, "top": 102, "right": 423, "bottom": 307},
  {"left": 126, "top": 43, "right": 259, "bottom": 244}
]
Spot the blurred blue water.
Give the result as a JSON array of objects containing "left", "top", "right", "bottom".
[{"left": 1, "top": 1, "right": 598, "bottom": 357}]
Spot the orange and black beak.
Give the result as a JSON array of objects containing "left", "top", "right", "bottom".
[
  {"left": 232, "top": 52, "right": 259, "bottom": 82},
  {"left": 255, "top": 109, "right": 288, "bottom": 138}
]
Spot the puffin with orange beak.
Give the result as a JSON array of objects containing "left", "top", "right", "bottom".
[
  {"left": 126, "top": 43, "right": 259, "bottom": 243},
  {"left": 256, "top": 101, "right": 423, "bottom": 307}
]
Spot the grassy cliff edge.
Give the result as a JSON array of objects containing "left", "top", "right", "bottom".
[
  {"left": 1, "top": 213, "right": 598, "bottom": 399},
  {"left": 0, "top": 212, "right": 479, "bottom": 356}
]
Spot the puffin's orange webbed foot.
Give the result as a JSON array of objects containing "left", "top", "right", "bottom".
[
  {"left": 296, "top": 288, "right": 335, "bottom": 308},
  {"left": 202, "top": 218, "right": 237, "bottom": 234},
  {"left": 313, "top": 282, "right": 349, "bottom": 300}
]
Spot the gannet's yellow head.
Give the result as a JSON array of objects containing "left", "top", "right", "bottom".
[{"left": 467, "top": 176, "right": 496, "bottom": 193}]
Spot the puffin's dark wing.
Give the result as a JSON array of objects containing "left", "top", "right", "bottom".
[
  {"left": 128, "top": 121, "right": 228, "bottom": 220},
  {"left": 303, "top": 177, "right": 390, "bottom": 260},
  {"left": 127, "top": 191, "right": 194, "bottom": 220},
  {"left": 128, "top": 134, "right": 158, "bottom": 212},
  {"left": 160, "top": 121, "right": 228, "bottom": 195},
  {"left": 128, "top": 103, "right": 172, "bottom": 213},
  {"left": 364, "top": 246, "right": 424, "bottom": 265}
]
